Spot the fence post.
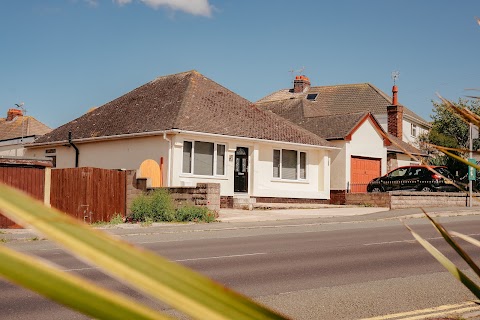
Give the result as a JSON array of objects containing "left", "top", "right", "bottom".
[{"left": 44, "top": 167, "right": 51, "bottom": 208}]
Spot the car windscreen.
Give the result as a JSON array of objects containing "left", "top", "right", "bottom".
[
  {"left": 389, "top": 168, "right": 408, "bottom": 177},
  {"left": 436, "top": 167, "right": 453, "bottom": 179}
]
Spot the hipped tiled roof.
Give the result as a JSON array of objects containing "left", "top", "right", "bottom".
[
  {"left": 257, "top": 91, "right": 426, "bottom": 155},
  {"left": 34, "top": 71, "right": 332, "bottom": 148},
  {"left": 0, "top": 116, "right": 51, "bottom": 141},
  {"left": 257, "top": 83, "right": 430, "bottom": 127}
]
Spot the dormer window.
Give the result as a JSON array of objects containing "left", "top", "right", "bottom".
[
  {"left": 411, "top": 124, "right": 417, "bottom": 137},
  {"left": 306, "top": 93, "right": 318, "bottom": 101}
]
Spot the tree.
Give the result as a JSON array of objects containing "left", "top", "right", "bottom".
[{"left": 420, "top": 98, "right": 480, "bottom": 177}]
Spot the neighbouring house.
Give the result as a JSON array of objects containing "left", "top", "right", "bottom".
[
  {"left": 0, "top": 108, "right": 51, "bottom": 158},
  {"left": 256, "top": 75, "right": 428, "bottom": 197},
  {"left": 25, "top": 70, "right": 338, "bottom": 206}
]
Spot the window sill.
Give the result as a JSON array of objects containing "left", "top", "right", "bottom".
[
  {"left": 271, "top": 178, "right": 309, "bottom": 184},
  {"left": 179, "top": 174, "right": 228, "bottom": 180}
]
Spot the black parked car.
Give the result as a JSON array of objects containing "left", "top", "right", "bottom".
[{"left": 366, "top": 165, "right": 459, "bottom": 192}]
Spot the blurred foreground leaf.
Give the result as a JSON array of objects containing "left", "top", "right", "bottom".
[
  {"left": 0, "top": 183, "right": 287, "bottom": 320},
  {"left": 0, "top": 244, "right": 168, "bottom": 319},
  {"left": 405, "top": 222, "right": 480, "bottom": 299}
]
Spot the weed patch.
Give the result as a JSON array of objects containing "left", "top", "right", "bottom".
[{"left": 129, "top": 190, "right": 215, "bottom": 223}]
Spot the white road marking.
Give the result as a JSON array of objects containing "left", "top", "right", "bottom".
[
  {"left": 174, "top": 252, "right": 267, "bottom": 262},
  {"left": 361, "top": 301, "right": 480, "bottom": 319},
  {"left": 61, "top": 252, "right": 268, "bottom": 271},
  {"left": 364, "top": 239, "right": 418, "bottom": 246},
  {"left": 364, "top": 232, "right": 480, "bottom": 246}
]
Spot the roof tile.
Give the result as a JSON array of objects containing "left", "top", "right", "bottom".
[
  {"left": 34, "top": 71, "right": 332, "bottom": 148},
  {"left": 257, "top": 83, "right": 429, "bottom": 126},
  {"left": 0, "top": 116, "right": 51, "bottom": 141}
]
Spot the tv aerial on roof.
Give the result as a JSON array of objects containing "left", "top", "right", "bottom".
[
  {"left": 289, "top": 66, "right": 306, "bottom": 82},
  {"left": 391, "top": 71, "right": 400, "bottom": 85}
]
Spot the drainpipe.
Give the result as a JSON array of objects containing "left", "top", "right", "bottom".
[
  {"left": 68, "top": 131, "right": 79, "bottom": 167},
  {"left": 163, "top": 132, "right": 172, "bottom": 187}
]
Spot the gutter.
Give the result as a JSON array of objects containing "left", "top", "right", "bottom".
[
  {"left": 163, "top": 132, "right": 172, "bottom": 187},
  {"left": 27, "top": 129, "right": 340, "bottom": 151},
  {"left": 26, "top": 130, "right": 173, "bottom": 148},
  {"left": 68, "top": 131, "right": 80, "bottom": 167},
  {"left": 169, "top": 129, "right": 340, "bottom": 151}
]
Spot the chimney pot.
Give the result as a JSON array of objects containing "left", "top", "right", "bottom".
[
  {"left": 293, "top": 75, "right": 311, "bottom": 93},
  {"left": 392, "top": 85, "right": 398, "bottom": 106},
  {"left": 6, "top": 108, "right": 23, "bottom": 121}
]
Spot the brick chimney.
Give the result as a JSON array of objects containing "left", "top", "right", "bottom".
[
  {"left": 6, "top": 109, "right": 23, "bottom": 121},
  {"left": 387, "top": 85, "right": 403, "bottom": 138},
  {"left": 293, "top": 75, "right": 311, "bottom": 93}
]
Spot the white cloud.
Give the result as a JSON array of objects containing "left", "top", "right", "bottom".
[
  {"left": 113, "top": 0, "right": 212, "bottom": 17},
  {"left": 114, "top": 0, "right": 133, "bottom": 5},
  {"left": 84, "top": 0, "right": 99, "bottom": 7}
]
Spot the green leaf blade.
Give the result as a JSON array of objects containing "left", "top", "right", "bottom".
[
  {"left": 406, "top": 224, "right": 480, "bottom": 299},
  {"left": 0, "top": 183, "right": 288, "bottom": 320},
  {"left": 423, "top": 213, "right": 480, "bottom": 278},
  {"left": 0, "top": 244, "right": 170, "bottom": 320}
]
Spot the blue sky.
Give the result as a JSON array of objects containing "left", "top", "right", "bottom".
[{"left": 1, "top": 0, "right": 479, "bottom": 128}]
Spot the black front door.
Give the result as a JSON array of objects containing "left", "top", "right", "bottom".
[{"left": 234, "top": 147, "right": 248, "bottom": 192}]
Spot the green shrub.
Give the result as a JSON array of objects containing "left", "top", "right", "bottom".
[
  {"left": 175, "top": 204, "right": 215, "bottom": 223},
  {"left": 130, "top": 190, "right": 215, "bottom": 223},
  {"left": 149, "top": 189, "right": 176, "bottom": 222},
  {"left": 129, "top": 193, "right": 152, "bottom": 222},
  {"left": 129, "top": 189, "right": 175, "bottom": 222},
  {"left": 109, "top": 214, "right": 124, "bottom": 225}
]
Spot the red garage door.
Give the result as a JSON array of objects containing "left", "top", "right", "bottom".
[{"left": 351, "top": 157, "right": 381, "bottom": 193}]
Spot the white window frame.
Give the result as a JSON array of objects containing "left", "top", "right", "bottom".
[
  {"left": 411, "top": 123, "right": 417, "bottom": 137},
  {"left": 273, "top": 149, "right": 307, "bottom": 180},
  {"left": 182, "top": 140, "right": 226, "bottom": 177}
]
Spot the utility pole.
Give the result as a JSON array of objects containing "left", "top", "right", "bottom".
[
  {"left": 468, "top": 122, "right": 478, "bottom": 207},
  {"left": 470, "top": 123, "right": 473, "bottom": 207}
]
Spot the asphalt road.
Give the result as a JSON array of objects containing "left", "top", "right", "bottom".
[{"left": 2, "top": 215, "right": 480, "bottom": 319}]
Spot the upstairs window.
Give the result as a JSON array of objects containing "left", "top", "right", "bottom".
[
  {"left": 411, "top": 124, "right": 417, "bottom": 137},
  {"left": 306, "top": 93, "right": 318, "bottom": 101},
  {"left": 273, "top": 149, "right": 307, "bottom": 180}
]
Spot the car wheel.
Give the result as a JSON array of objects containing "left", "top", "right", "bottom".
[
  {"left": 371, "top": 187, "right": 383, "bottom": 193},
  {"left": 420, "top": 186, "right": 433, "bottom": 192}
]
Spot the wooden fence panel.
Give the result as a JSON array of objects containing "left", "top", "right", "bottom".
[
  {"left": 0, "top": 167, "right": 45, "bottom": 228},
  {"left": 50, "top": 168, "right": 126, "bottom": 223}
]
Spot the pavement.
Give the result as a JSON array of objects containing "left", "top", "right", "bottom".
[
  {"left": 2, "top": 204, "right": 480, "bottom": 242},
  {"left": 217, "top": 203, "right": 480, "bottom": 222}
]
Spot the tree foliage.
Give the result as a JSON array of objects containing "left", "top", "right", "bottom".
[{"left": 421, "top": 98, "right": 480, "bottom": 176}]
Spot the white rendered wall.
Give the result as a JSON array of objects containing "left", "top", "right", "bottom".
[
  {"left": 329, "top": 141, "right": 347, "bottom": 190},
  {"left": 171, "top": 134, "right": 331, "bottom": 199},
  {"left": 330, "top": 118, "right": 387, "bottom": 190},
  {"left": 348, "top": 118, "right": 387, "bottom": 174},
  {"left": 251, "top": 143, "right": 330, "bottom": 199},
  {"left": 26, "top": 133, "right": 333, "bottom": 199},
  {"left": 0, "top": 137, "right": 36, "bottom": 157},
  {"left": 25, "top": 136, "right": 170, "bottom": 177}
]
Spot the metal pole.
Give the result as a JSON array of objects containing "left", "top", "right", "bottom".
[{"left": 470, "top": 122, "right": 473, "bottom": 207}]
